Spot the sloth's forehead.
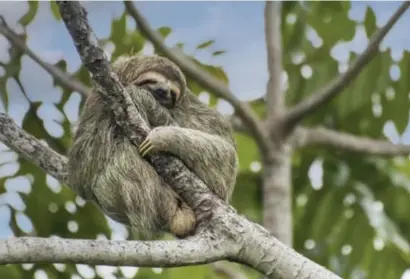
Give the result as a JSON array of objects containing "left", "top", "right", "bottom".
[
  {"left": 139, "top": 66, "right": 182, "bottom": 85},
  {"left": 139, "top": 72, "right": 167, "bottom": 82}
]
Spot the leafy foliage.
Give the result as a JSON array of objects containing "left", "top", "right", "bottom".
[{"left": 1, "top": 1, "right": 410, "bottom": 279}]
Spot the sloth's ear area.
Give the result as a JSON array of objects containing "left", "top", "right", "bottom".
[{"left": 169, "top": 83, "right": 181, "bottom": 104}]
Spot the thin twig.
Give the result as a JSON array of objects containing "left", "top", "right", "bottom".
[
  {"left": 123, "top": 1, "right": 271, "bottom": 154},
  {"left": 284, "top": 2, "right": 410, "bottom": 128},
  {"left": 0, "top": 16, "right": 90, "bottom": 97},
  {"left": 264, "top": 1, "right": 284, "bottom": 120},
  {"left": 293, "top": 126, "right": 410, "bottom": 156}
]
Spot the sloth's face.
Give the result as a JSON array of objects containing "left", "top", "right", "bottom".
[{"left": 135, "top": 72, "right": 181, "bottom": 109}]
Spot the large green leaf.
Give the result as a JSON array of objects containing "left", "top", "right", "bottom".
[{"left": 18, "top": 1, "right": 38, "bottom": 26}]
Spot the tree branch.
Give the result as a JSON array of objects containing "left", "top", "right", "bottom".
[
  {"left": 284, "top": 2, "right": 410, "bottom": 128},
  {"left": 57, "top": 1, "right": 216, "bottom": 222},
  {"left": 264, "top": 1, "right": 284, "bottom": 121},
  {"left": 0, "top": 113, "right": 67, "bottom": 181},
  {"left": 0, "top": 236, "right": 225, "bottom": 266},
  {"left": 0, "top": 16, "right": 90, "bottom": 97},
  {"left": 293, "top": 126, "right": 410, "bottom": 156},
  {"left": 123, "top": 1, "right": 271, "bottom": 154}
]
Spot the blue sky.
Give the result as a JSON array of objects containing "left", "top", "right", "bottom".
[{"left": 0, "top": 0, "right": 410, "bottom": 260}]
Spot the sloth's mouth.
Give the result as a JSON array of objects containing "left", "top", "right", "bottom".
[{"left": 153, "top": 91, "right": 175, "bottom": 109}]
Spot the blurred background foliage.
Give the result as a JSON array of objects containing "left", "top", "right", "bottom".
[{"left": 1, "top": 1, "right": 410, "bottom": 279}]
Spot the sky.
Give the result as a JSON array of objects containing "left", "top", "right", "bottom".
[{"left": 0, "top": 1, "right": 410, "bottom": 278}]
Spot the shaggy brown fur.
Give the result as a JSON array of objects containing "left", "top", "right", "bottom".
[{"left": 67, "top": 54, "right": 238, "bottom": 238}]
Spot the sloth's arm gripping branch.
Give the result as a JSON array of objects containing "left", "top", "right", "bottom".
[{"left": 139, "top": 126, "right": 238, "bottom": 199}]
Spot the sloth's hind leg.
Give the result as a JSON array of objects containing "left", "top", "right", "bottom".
[{"left": 159, "top": 187, "right": 196, "bottom": 238}]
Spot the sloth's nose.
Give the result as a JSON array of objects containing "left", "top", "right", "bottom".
[{"left": 155, "top": 88, "right": 169, "bottom": 97}]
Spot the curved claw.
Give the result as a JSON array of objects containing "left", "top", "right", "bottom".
[{"left": 138, "top": 139, "right": 153, "bottom": 157}]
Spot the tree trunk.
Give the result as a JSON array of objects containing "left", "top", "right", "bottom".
[{"left": 262, "top": 142, "right": 293, "bottom": 247}]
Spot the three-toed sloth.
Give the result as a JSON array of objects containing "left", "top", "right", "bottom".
[{"left": 67, "top": 54, "right": 238, "bottom": 238}]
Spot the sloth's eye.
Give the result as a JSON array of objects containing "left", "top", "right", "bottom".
[{"left": 137, "top": 79, "right": 157, "bottom": 86}]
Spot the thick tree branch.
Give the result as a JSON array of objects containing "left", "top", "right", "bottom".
[
  {"left": 284, "top": 2, "right": 410, "bottom": 128},
  {"left": 293, "top": 126, "right": 410, "bottom": 156},
  {"left": 264, "top": 1, "right": 284, "bottom": 121},
  {"left": 0, "top": 236, "right": 225, "bottom": 266},
  {"left": 0, "top": 16, "right": 90, "bottom": 97},
  {"left": 123, "top": 1, "right": 271, "bottom": 154}
]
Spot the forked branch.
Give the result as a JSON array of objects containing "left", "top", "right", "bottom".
[
  {"left": 284, "top": 1, "right": 410, "bottom": 128},
  {"left": 0, "top": 16, "right": 90, "bottom": 97},
  {"left": 123, "top": 1, "right": 271, "bottom": 153}
]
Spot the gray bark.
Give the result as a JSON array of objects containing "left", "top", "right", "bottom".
[{"left": 263, "top": 144, "right": 293, "bottom": 247}]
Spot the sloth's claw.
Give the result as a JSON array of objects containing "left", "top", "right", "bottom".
[{"left": 139, "top": 139, "right": 153, "bottom": 157}]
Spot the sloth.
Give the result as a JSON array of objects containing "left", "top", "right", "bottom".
[{"left": 67, "top": 54, "right": 238, "bottom": 238}]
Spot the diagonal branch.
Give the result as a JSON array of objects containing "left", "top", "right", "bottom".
[
  {"left": 284, "top": 2, "right": 410, "bottom": 128},
  {"left": 123, "top": 1, "right": 271, "bottom": 154},
  {"left": 0, "top": 113, "right": 67, "bottom": 181},
  {"left": 293, "top": 126, "right": 410, "bottom": 156},
  {"left": 0, "top": 16, "right": 90, "bottom": 97},
  {"left": 57, "top": 1, "right": 213, "bottom": 216},
  {"left": 264, "top": 1, "right": 284, "bottom": 121}
]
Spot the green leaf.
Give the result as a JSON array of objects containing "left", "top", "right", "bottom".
[
  {"left": 0, "top": 265, "right": 21, "bottom": 278},
  {"left": 196, "top": 39, "right": 215, "bottom": 50},
  {"left": 175, "top": 42, "right": 185, "bottom": 50},
  {"left": 0, "top": 75, "right": 9, "bottom": 111},
  {"left": 157, "top": 26, "right": 172, "bottom": 38},
  {"left": 50, "top": 1, "right": 62, "bottom": 21},
  {"left": 19, "top": 0, "right": 39, "bottom": 26},
  {"left": 364, "top": 6, "right": 377, "bottom": 37},
  {"left": 212, "top": 50, "right": 226, "bottom": 56}
]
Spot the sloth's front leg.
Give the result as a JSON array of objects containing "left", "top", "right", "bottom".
[{"left": 138, "top": 126, "right": 238, "bottom": 201}]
